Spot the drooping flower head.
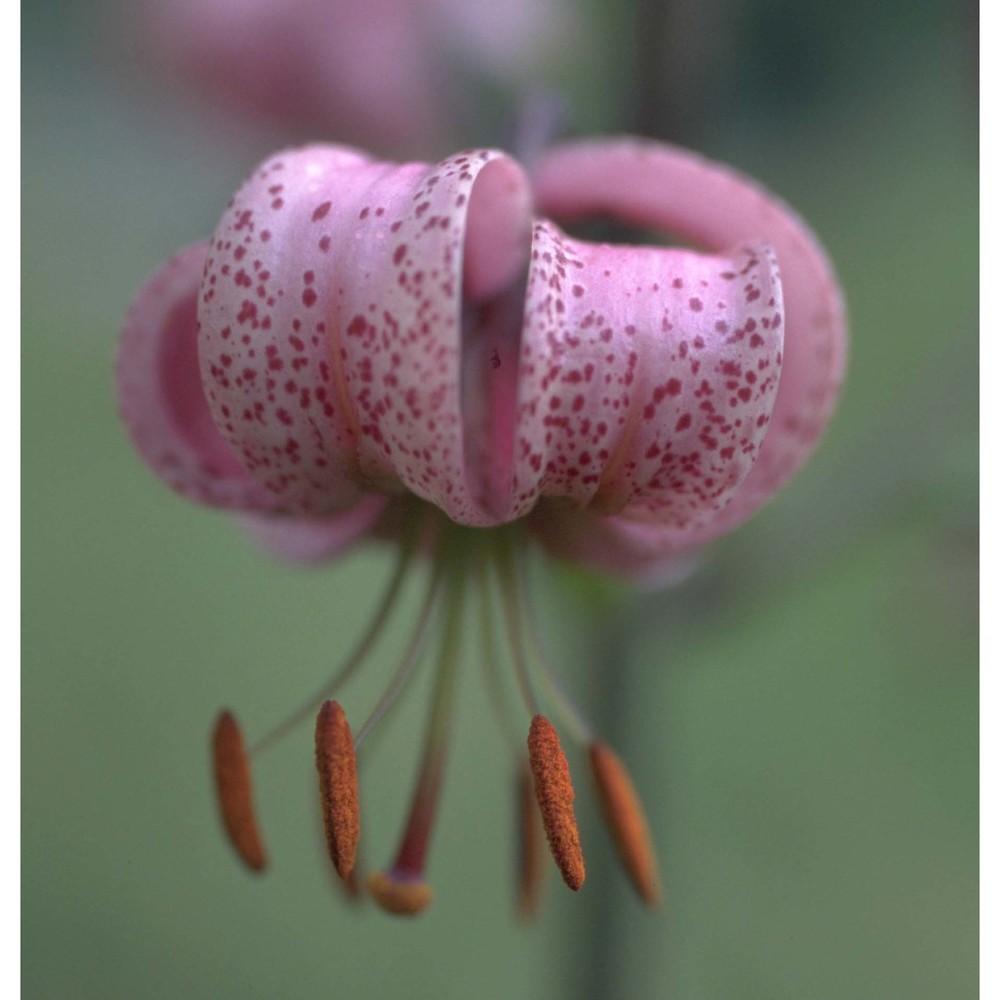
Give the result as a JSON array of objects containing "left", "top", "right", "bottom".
[{"left": 118, "top": 137, "right": 845, "bottom": 914}]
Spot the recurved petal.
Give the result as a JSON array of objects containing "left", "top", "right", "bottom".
[
  {"left": 117, "top": 241, "right": 283, "bottom": 511},
  {"left": 240, "top": 494, "right": 389, "bottom": 564},
  {"left": 335, "top": 148, "right": 532, "bottom": 525},
  {"left": 532, "top": 138, "right": 846, "bottom": 542},
  {"left": 199, "top": 145, "right": 532, "bottom": 525},
  {"left": 503, "top": 223, "right": 783, "bottom": 531},
  {"left": 527, "top": 502, "right": 702, "bottom": 586},
  {"left": 198, "top": 146, "right": 372, "bottom": 515}
]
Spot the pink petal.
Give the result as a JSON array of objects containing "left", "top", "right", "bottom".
[
  {"left": 117, "top": 242, "right": 283, "bottom": 511},
  {"left": 241, "top": 495, "right": 389, "bottom": 563},
  {"left": 199, "top": 146, "right": 371, "bottom": 515},
  {"left": 503, "top": 224, "right": 783, "bottom": 533},
  {"left": 200, "top": 145, "right": 532, "bottom": 523},
  {"left": 532, "top": 139, "right": 846, "bottom": 544},
  {"left": 137, "top": 0, "right": 445, "bottom": 154},
  {"left": 527, "top": 503, "right": 701, "bottom": 587}
]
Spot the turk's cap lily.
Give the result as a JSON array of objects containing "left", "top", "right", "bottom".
[
  {"left": 118, "top": 136, "right": 845, "bottom": 913},
  {"left": 118, "top": 138, "right": 844, "bottom": 581},
  {"left": 133, "top": 0, "right": 577, "bottom": 155}
]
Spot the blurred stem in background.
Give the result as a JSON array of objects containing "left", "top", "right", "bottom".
[{"left": 566, "top": 0, "right": 714, "bottom": 992}]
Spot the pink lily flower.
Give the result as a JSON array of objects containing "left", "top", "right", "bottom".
[
  {"left": 118, "top": 138, "right": 845, "bottom": 915},
  {"left": 134, "top": 0, "right": 574, "bottom": 155}
]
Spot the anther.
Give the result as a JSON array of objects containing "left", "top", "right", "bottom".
[
  {"left": 588, "top": 741, "right": 661, "bottom": 906},
  {"left": 315, "top": 700, "right": 360, "bottom": 879},
  {"left": 366, "top": 871, "right": 433, "bottom": 916},
  {"left": 211, "top": 710, "right": 268, "bottom": 872},
  {"left": 527, "top": 714, "right": 585, "bottom": 891},
  {"left": 517, "top": 757, "right": 547, "bottom": 918}
]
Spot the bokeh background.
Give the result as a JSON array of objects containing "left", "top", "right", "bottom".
[{"left": 23, "top": 1, "right": 977, "bottom": 997}]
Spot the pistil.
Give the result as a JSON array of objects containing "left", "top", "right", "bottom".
[{"left": 367, "top": 544, "right": 467, "bottom": 915}]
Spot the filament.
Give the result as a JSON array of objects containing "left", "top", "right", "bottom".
[
  {"left": 250, "top": 527, "right": 418, "bottom": 755},
  {"left": 388, "top": 557, "right": 466, "bottom": 879},
  {"left": 353, "top": 557, "right": 445, "bottom": 749},
  {"left": 510, "top": 547, "right": 594, "bottom": 744},
  {"left": 493, "top": 533, "right": 540, "bottom": 716},
  {"left": 476, "top": 558, "right": 522, "bottom": 752}
]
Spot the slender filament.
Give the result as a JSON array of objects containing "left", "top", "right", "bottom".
[
  {"left": 388, "top": 559, "right": 466, "bottom": 880},
  {"left": 511, "top": 546, "right": 593, "bottom": 744},
  {"left": 476, "top": 558, "right": 522, "bottom": 752},
  {"left": 493, "top": 533, "right": 540, "bottom": 716},
  {"left": 251, "top": 530, "right": 418, "bottom": 755},
  {"left": 353, "top": 558, "right": 446, "bottom": 749}
]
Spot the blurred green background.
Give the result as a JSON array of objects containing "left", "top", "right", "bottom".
[{"left": 23, "top": 1, "right": 977, "bottom": 998}]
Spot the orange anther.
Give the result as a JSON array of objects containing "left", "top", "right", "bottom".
[
  {"left": 315, "top": 700, "right": 360, "bottom": 879},
  {"left": 527, "top": 715, "right": 585, "bottom": 891},
  {"left": 211, "top": 710, "right": 268, "bottom": 872},
  {"left": 589, "top": 742, "right": 661, "bottom": 906}
]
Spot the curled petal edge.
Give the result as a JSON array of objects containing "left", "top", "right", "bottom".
[
  {"left": 241, "top": 495, "right": 389, "bottom": 564},
  {"left": 532, "top": 138, "right": 847, "bottom": 544}
]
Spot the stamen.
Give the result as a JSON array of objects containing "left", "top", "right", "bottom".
[
  {"left": 494, "top": 534, "right": 540, "bottom": 716},
  {"left": 353, "top": 557, "right": 445, "bottom": 749},
  {"left": 517, "top": 757, "right": 547, "bottom": 919},
  {"left": 589, "top": 742, "right": 661, "bottom": 906},
  {"left": 481, "top": 561, "right": 547, "bottom": 918},
  {"left": 211, "top": 710, "right": 268, "bottom": 872},
  {"left": 314, "top": 700, "right": 360, "bottom": 879},
  {"left": 510, "top": 546, "right": 593, "bottom": 744},
  {"left": 477, "top": 560, "right": 521, "bottom": 751},
  {"left": 527, "top": 715, "right": 585, "bottom": 891},
  {"left": 366, "top": 872, "right": 433, "bottom": 916},
  {"left": 251, "top": 523, "right": 419, "bottom": 755},
  {"left": 369, "top": 555, "right": 466, "bottom": 917}
]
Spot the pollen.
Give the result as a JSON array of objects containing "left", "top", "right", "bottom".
[
  {"left": 527, "top": 715, "right": 585, "bottom": 891},
  {"left": 315, "top": 700, "right": 360, "bottom": 879},
  {"left": 367, "top": 871, "right": 434, "bottom": 916},
  {"left": 211, "top": 710, "right": 268, "bottom": 872},
  {"left": 589, "top": 741, "right": 661, "bottom": 906}
]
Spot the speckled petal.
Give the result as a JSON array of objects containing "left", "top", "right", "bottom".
[
  {"left": 503, "top": 224, "right": 783, "bottom": 531},
  {"left": 336, "top": 148, "right": 531, "bottom": 524},
  {"left": 199, "top": 146, "right": 372, "bottom": 515},
  {"left": 117, "top": 242, "right": 283, "bottom": 511},
  {"left": 241, "top": 495, "right": 389, "bottom": 563},
  {"left": 532, "top": 138, "right": 846, "bottom": 543},
  {"left": 200, "top": 144, "right": 532, "bottom": 523}
]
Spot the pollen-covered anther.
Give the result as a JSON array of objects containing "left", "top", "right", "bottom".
[
  {"left": 366, "top": 871, "right": 434, "bottom": 916},
  {"left": 527, "top": 715, "right": 585, "bottom": 891},
  {"left": 589, "top": 742, "right": 661, "bottom": 906},
  {"left": 211, "top": 710, "right": 268, "bottom": 872},
  {"left": 315, "top": 700, "right": 360, "bottom": 879}
]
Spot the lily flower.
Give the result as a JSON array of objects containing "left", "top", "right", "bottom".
[
  {"left": 118, "top": 138, "right": 845, "bottom": 915},
  {"left": 133, "top": 0, "right": 575, "bottom": 155}
]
